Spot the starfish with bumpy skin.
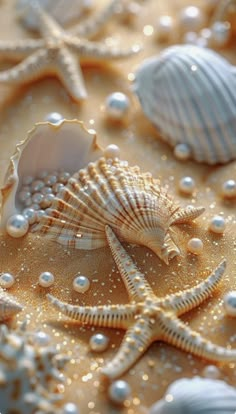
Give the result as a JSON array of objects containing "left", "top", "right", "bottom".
[
  {"left": 0, "top": 0, "right": 140, "bottom": 100},
  {"left": 47, "top": 226, "right": 235, "bottom": 379},
  {"left": 0, "top": 286, "right": 23, "bottom": 321}
]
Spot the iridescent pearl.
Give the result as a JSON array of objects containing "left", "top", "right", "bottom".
[
  {"left": 221, "top": 179, "right": 236, "bottom": 199},
  {"left": 0, "top": 272, "right": 15, "bottom": 288},
  {"left": 31, "top": 179, "right": 44, "bottom": 193},
  {"left": 178, "top": 176, "right": 196, "bottom": 194},
  {"left": 36, "top": 209, "right": 46, "bottom": 221},
  {"left": 44, "top": 174, "right": 58, "bottom": 186},
  {"left": 40, "top": 193, "right": 55, "bottom": 208},
  {"left": 89, "top": 333, "right": 109, "bottom": 352},
  {"left": 44, "top": 112, "right": 64, "bottom": 124},
  {"left": 38, "top": 271, "right": 55, "bottom": 288},
  {"left": 32, "top": 192, "right": 44, "bottom": 204},
  {"left": 179, "top": 6, "right": 205, "bottom": 31},
  {"left": 41, "top": 186, "right": 53, "bottom": 195},
  {"left": 58, "top": 171, "right": 71, "bottom": 184},
  {"left": 174, "top": 143, "right": 191, "bottom": 161},
  {"left": 73, "top": 275, "right": 90, "bottom": 293},
  {"left": 33, "top": 331, "right": 51, "bottom": 346},
  {"left": 104, "top": 144, "right": 121, "bottom": 159},
  {"left": 108, "top": 380, "right": 131, "bottom": 405},
  {"left": 187, "top": 237, "right": 203, "bottom": 255},
  {"left": 155, "top": 15, "right": 174, "bottom": 41},
  {"left": 18, "top": 190, "right": 31, "bottom": 203},
  {"left": 208, "top": 215, "right": 226, "bottom": 234},
  {"left": 105, "top": 92, "right": 130, "bottom": 120},
  {"left": 62, "top": 402, "right": 80, "bottom": 414},
  {"left": 223, "top": 291, "right": 236, "bottom": 317},
  {"left": 6, "top": 214, "right": 29, "bottom": 238},
  {"left": 202, "top": 364, "right": 220, "bottom": 379},
  {"left": 211, "top": 21, "right": 231, "bottom": 47},
  {"left": 23, "top": 207, "right": 37, "bottom": 224}
]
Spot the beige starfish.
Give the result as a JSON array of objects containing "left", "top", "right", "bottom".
[
  {"left": 0, "top": 286, "right": 23, "bottom": 321},
  {"left": 47, "top": 226, "right": 235, "bottom": 379},
  {"left": 0, "top": 0, "right": 140, "bottom": 100}
]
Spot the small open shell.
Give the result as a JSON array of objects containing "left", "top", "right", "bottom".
[{"left": 0, "top": 120, "right": 103, "bottom": 228}]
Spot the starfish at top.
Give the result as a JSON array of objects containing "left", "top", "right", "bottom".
[
  {"left": 0, "top": 0, "right": 140, "bottom": 100},
  {"left": 47, "top": 226, "right": 235, "bottom": 379}
]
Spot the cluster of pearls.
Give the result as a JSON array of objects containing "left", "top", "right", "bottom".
[
  {"left": 223, "top": 291, "right": 236, "bottom": 317},
  {"left": 208, "top": 215, "right": 226, "bottom": 234},
  {"left": 38, "top": 271, "right": 55, "bottom": 288},
  {"left": 104, "top": 92, "right": 130, "bottom": 121},
  {"left": 108, "top": 380, "right": 131, "bottom": 405},
  {"left": 73, "top": 275, "right": 90, "bottom": 293},
  {"left": 89, "top": 333, "right": 109, "bottom": 352},
  {"left": 0, "top": 272, "right": 15, "bottom": 289},
  {"left": 187, "top": 237, "right": 204, "bottom": 255}
]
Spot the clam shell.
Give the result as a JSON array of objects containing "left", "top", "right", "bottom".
[
  {"left": 134, "top": 45, "right": 236, "bottom": 164},
  {"left": 150, "top": 376, "right": 236, "bottom": 414},
  {"left": 0, "top": 120, "right": 103, "bottom": 228},
  {"left": 32, "top": 157, "right": 204, "bottom": 264}
]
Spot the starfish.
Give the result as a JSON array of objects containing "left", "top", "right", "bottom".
[
  {"left": 0, "top": 0, "right": 140, "bottom": 100},
  {"left": 0, "top": 286, "right": 23, "bottom": 321},
  {"left": 47, "top": 226, "right": 236, "bottom": 379}
]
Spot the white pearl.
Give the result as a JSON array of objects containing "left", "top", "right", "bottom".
[
  {"left": 221, "top": 179, "right": 236, "bottom": 199},
  {"left": 53, "top": 182, "right": 64, "bottom": 194},
  {"left": 104, "top": 144, "right": 121, "bottom": 159},
  {"left": 108, "top": 380, "right": 131, "bottom": 405},
  {"left": 0, "top": 272, "right": 15, "bottom": 288},
  {"left": 62, "top": 402, "right": 80, "bottom": 414},
  {"left": 36, "top": 209, "right": 46, "bottom": 221},
  {"left": 23, "top": 207, "right": 37, "bottom": 225},
  {"left": 40, "top": 193, "right": 55, "bottom": 208},
  {"left": 18, "top": 190, "right": 31, "bottom": 204},
  {"left": 105, "top": 92, "right": 130, "bottom": 120},
  {"left": 187, "top": 237, "right": 203, "bottom": 255},
  {"left": 29, "top": 203, "right": 40, "bottom": 211},
  {"left": 223, "top": 291, "right": 236, "bottom": 317},
  {"left": 31, "top": 179, "right": 44, "bottom": 193},
  {"left": 73, "top": 275, "right": 90, "bottom": 293},
  {"left": 58, "top": 171, "right": 71, "bottom": 184},
  {"left": 38, "top": 271, "right": 55, "bottom": 288},
  {"left": 211, "top": 21, "right": 231, "bottom": 46},
  {"left": 174, "top": 143, "right": 191, "bottom": 160},
  {"left": 33, "top": 331, "right": 51, "bottom": 346},
  {"left": 6, "top": 214, "right": 29, "bottom": 238},
  {"left": 44, "top": 174, "right": 58, "bottom": 186},
  {"left": 208, "top": 215, "right": 226, "bottom": 234},
  {"left": 155, "top": 15, "right": 174, "bottom": 41},
  {"left": 45, "top": 112, "right": 64, "bottom": 124},
  {"left": 202, "top": 364, "right": 220, "bottom": 379},
  {"left": 179, "top": 6, "right": 205, "bottom": 31},
  {"left": 32, "top": 192, "right": 44, "bottom": 204},
  {"left": 178, "top": 176, "right": 196, "bottom": 194},
  {"left": 89, "top": 333, "right": 109, "bottom": 352}
]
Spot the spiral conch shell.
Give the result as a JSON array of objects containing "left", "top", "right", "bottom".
[
  {"left": 0, "top": 120, "right": 103, "bottom": 228},
  {"left": 32, "top": 157, "right": 204, "bottom": 264},
  {"left": 134, "top": 45, "right": 236, "bottom": 164}
]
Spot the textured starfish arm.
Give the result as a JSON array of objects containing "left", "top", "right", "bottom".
[
  {"left": 160, "top": 313, "right": 236, "bottom": 363},
  {"left": 47, "top": 294, "right": 136, "bottom": 329},
  {"left": 101, "top": 317, "right": 153, "bottom": 379},
  {"left": 170, "top": 205, "right": 205, "bottom": 225},
  {"left": 162, "top": 260, "right": 226, "bottom": 316},
  {"left": 28, "top": 3, "right": 64, "bottom": 39},
  {"left": 0, "top": 39, "right": 45, "bottom": 58},
  {"left": 105, "top": 225, "right": 154, "bottom": 302}
]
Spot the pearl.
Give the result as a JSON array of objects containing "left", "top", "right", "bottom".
[
  {"left": 41, "top": 186, "right": 53, "bottom": 195},
  {"left": 155, "top": 15, "right": 174, "bottom": 41},
  {"left": 89, "top": 333, "right": 109, "bottom": 352},
  {"left": 187, "top": 237, "right": 203, "bottom": 255},
  {"left": 0, "top": 272, "right": 15, "bottom": 288},
  {"left": 45, "top": 112, "right": 64, "bottom": 124},
  {"left": 23, "top": 207, "right": 37, "bottom": 225},
  {"left": 6, "top": 214, "right": 29, "bottom": 238},
  {"left": 53, "top": 182, "right": 64, "bottom": 194},
  {"left": 108, "top": 380, "right": 131, "bottom": 405},
  {"left": 32, "top": 192, "right": 44, "bottom": 204},
  {"left": 33, "top": 331, "right": 51, "bottom": 346},
  {"left": 208, "top": 215, "right": 226, "bottom": 234},
  {"left": 221, "top": 179, "right": 236, "bottom": 199},
  {"left": 223, "top": 291, "right": 236, "bottom": 317},
  {"left": 211, "top": 21, "right": 231, "bottom": 47},
  {"left": 62, "top": 402, "right": 80, "bottom": 414},
  {"left": 35, "top": 209, "right": 46, "bottom": 221},
  {"left": 104, "top": 144, "right": 121, "bottom": 159},
  {"left": 38, "top": 271, "right": 55, "bottom": 288},
  {"left": 202, "top": 364, "right": 220, "bottom": 379},
  {"left": 58, "top": 171, "right": 71, "bottom": 184},
  {"left": 174, "top": 143, "right": 191, "bottom": 161},
  {"left": 31, "top": 179, "right": 44, "bottom": 193},
  {"left": 40, "top": 193, "right": 55, "bottom": 208},
  {"left": 18, "top": 190, "right": 31, "bottom": 204},
  {"left": 179, "top": 6, "right": 205, "bottom": 32},
  {"left": 73, "top": 275, "right": 90, "bottom": 293},
  {"left": 178, "top": 176, "right": 196, "bottom": 194},
  {"left": 44, "top": 174, "right": 58, "bottom": 186},
  {"left": 105, "top": 92, "right": 130, "bottom": 120}
]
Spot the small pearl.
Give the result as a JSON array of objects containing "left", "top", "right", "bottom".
[
  {"left": 44, "top": 174, "right": 58, "bottom": 186},
  {"left": 178, "top": 176, "right": 196, "bottom": 194},
  {"left": 187, "top": 237, "right": 203, "bottom": 255},
  {"left": 58, "top": 171, "right": 71, "bottom": 184},
  {"left": 18, "top": 190, "right": 31, "bottom": 204},
  {"left": 105, "top": 92, "right": 130, "bottom": 120},
  {"left": 73, "top": 275, "right": 90, "bottom": 293},
  {"left": 24, "top": 197, "right": 33, "bottom": 207},
  {"left": 89, "top": 333, "right": 109, "bottom": 352},
  {"left": 53, "top": 182, "right": 64, "bottom": 194},
  {"left": 33, "top": 331, "right": 51, "bottom": 346},
  {"left": 221, "top": 179, "right": 236, "bottom": 199},
  {"left": 174, "top": 143, "right": 191, "bottom": 161},
  {"left": 23, "top": 208, "right": 37, "bottom": 225},
  {"left": 202, "top": 364, "right": 220, "bottom": 379},
  {"left": 38, "top": 271, "right": 55, "bottom": 288},
  {"left": 29, "top": 203, "right": 40, "bottom": 211},
  {"left": 41, "top": 186, "right": 53, "bottom": 195},
  {"left": 6, "top": 214, "right": 29, "bottom": 238},
  {"left": 31, "top": 179, "right": 44, "bottom": 193},
  {"left": 211, "top": 21, "right": 231, "bottom": 47},
  {"left": 40, "top": 193, "right": 55, "bottom": 208},
  {"left": 62, "top": 402, "right": 80, "bottom": 414},
  {"left": 179, "top": 6, "right": 205, "bottom": 31},
  {"left": 45, "top": 112, "right": 64, "bottom": 124},
  {"left": 155, "top": 15, "right": 174, "bottom": 41},
  {"left": 223, "top": 291, "right": 236, "bottom": 317},
  {"left": 183, "top": 31, "right": 198, "bottom": 44},
  {"left": 35, "top": 209, "right": 46, "bottom": 222},
  {"left": 32, "top": 192, "right": 44, "bottom": 204},
  {"left": 108, "top": 380, "right": 131, "bottom": 405},
  {"left": 208, "top": 215, "right": 226, "bottom": 234},
  {"left": 0, "top": 272, "right": 15, "bottom": 288},
  {"left": 104, "top": 144, "right": 121, "bottom": 159}
]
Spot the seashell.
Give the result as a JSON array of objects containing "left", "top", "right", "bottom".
[
  {"left": 0, "top": 287, "right": 23, "bottom": 321},
  {"left": 150, "top": 376, "right": 236, "bottom": 414},
  {"left": 134, "top": 44, "right": 236, "bottom": 165},
  {"left": 0, "top": 120, "right": 103, "bottom": 229},
  {"left": 32, "top": 157, "right": 204, "bottom": 264}
]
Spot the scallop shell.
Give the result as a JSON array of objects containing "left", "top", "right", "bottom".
[
  {"left": 134, "top": 44, "right": 236, "bottom": 164},
  {"left": 32, "top": 157, "right": 204, "bottom": 264},
  {"left": 0, "top": 120, "right": 103, "bottom": 228},
  {"left": 150, "top": 376, "right": 236, "bottom": 414}
]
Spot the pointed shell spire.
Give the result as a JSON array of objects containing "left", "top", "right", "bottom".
[{"left": 0, "top": 287, "right": 23, "bottom": 321}]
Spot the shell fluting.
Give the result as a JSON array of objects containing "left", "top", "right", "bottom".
[
  {"left": 0, "top": 287, "right": 23, "bottom": 321},
  {"left": 134, "top": 44, "right": 236, "bottom": 165},
  {"left": 32, "top": 157, "right": 204, "bottom": 264}
]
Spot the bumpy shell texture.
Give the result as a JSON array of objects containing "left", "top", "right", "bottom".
[
  {"left": 32, "top": 157, "right": 204, "bottom": 264},
  {"left": 134, "top": 44, "right": 236, "bottom": 164}
]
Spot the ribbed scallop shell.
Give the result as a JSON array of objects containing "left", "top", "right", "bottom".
[
  {"left": 150, "top": 376, "right": 236, "bottom": 414},
  {"left": 32, "top": 157, "right": 204, "bottom": 264},
  {"left": 134, "top": 44, "right": 236, "bottom": 164}
]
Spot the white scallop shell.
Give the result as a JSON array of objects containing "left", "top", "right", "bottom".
[
  {"left": 134, "top": 45, "right": 236, "bottom": 164},
  {"left": 150, "top": 376, "right": 236, "bottom": 414},
  {"left": 0, "top": 120, "right": 103, "bottom": 228}
]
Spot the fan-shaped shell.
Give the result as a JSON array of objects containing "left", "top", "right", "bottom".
[
  {"left": 150, "top": 376, "right": 236, "bottom": 414},
  {"left": 134, "top": 44, "right": 236, "bottom": 165},
  {"left": 0, "top": 120, "right": 103, "bottom": 228},
  {"left": 32, "top": 157, "right": 204, "bottom": 264}
]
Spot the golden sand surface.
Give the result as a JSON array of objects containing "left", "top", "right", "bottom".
[{"left": 0, "top": 1, "right": 235, "bottom": 413}]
